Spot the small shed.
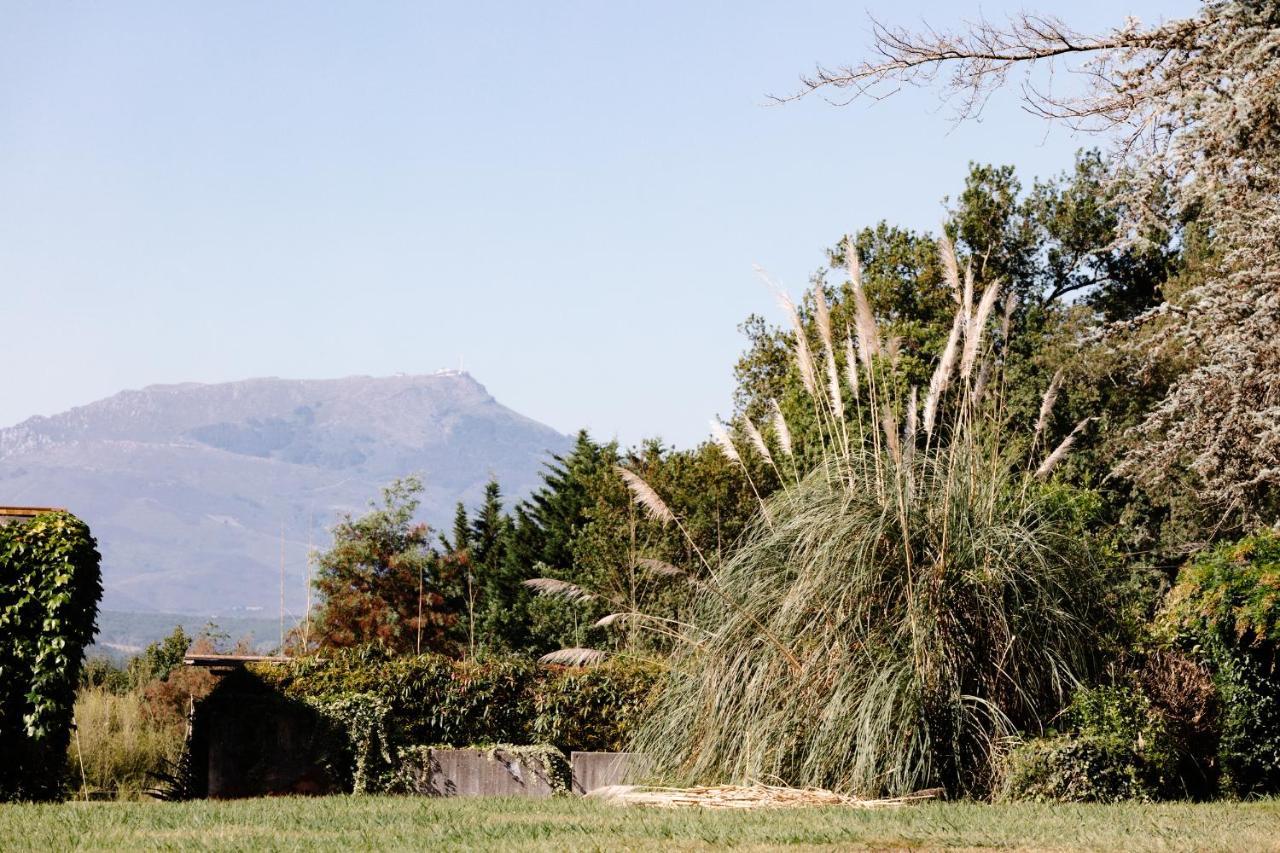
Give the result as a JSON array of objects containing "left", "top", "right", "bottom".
[{"left": 183, "top": 655, "right": 339, "bottom": 798}]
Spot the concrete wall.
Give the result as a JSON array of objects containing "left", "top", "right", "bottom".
[
  {"left": 570, "top": 751, "right": 646, "bottom": 794},
  {"left": 399, "top": 748, "right": 563, "bottom": 797}
]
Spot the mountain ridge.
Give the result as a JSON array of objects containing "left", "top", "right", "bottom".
[{"left": 0, "top": 370, "right": 571, "bottom": 614}]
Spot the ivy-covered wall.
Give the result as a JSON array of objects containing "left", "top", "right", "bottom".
[{"left": 0, "top": 512, "right": 102, "bottom": 801}]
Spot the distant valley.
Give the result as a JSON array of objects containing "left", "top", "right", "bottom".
[{"left": 0, "top": 371, "right": 571, "bottom": 618}]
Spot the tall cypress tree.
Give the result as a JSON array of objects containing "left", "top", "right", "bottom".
[
  {"left": 504, "top": 430, "right": 617, "bottom": 651},
  {"left": 469, "top": 480, "right": 525, "bottom": 651}
]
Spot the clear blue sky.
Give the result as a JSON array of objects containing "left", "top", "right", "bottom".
[{"left": 1, "top": 1, "right": 1194, "bottom": 449}]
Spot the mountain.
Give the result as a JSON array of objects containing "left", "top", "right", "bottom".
[{"left": 0, "top": 372, "right": 571, "bottom": 614}]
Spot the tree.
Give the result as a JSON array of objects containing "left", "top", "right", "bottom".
[
  {"left": 508, "top": 431, "right": 619, "bottom": 652},
  {"left": 468, "top": 480, "right": 525, "bottom": 652},
  {"left": 782, "top": 1, "right": 1280, "bottom": 536},
  {"left": 439, "top": 502, "right": 477, "bottom": 655},
  {"left": 310, "top": 478, "right": 457, "bottom": 655}
]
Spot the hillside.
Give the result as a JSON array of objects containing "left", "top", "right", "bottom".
[{"left": 0, "top": 371, "right": 571, "bottom": 614}]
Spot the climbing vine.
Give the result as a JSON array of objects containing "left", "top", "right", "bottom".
[{"left": 0, "top": 512, "right": 102, "bottom": 801}]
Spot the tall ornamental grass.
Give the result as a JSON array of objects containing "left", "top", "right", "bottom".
[
  {"left": 67, "top": 687, "right": 186, "bottom": 800},
  {"left": 534, "top": 238, "right": 1110, "bottom": 797}
]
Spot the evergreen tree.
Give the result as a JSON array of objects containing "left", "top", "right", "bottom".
[
  {"left": 468, "top": 480, "right": 525, "bottom": 651},
  {"left": 504, "top": 431, "right": 617, "bottom": 651}
]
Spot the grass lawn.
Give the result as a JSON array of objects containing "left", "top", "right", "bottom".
[{"left": 0, "top": 796, "right": 1276, "bottom": 851}]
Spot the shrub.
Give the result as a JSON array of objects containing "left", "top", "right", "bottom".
[
  {"left": 66, "top": 625, "right": 216, "bottom": 800},
  {"left": 259, "top": 649, "right": 539, "bottom": 746},
  {"left": 1003, "top": 735, "right": 1149, "bottom": 803},
  {"left": 1001, "top": 684, "right": 1179, "bottom": 803},
  {"left": 1164, "top": 530, "right": 1280, "bottom": 659},
  {"left": 0, "top": 512, "right": 102, "bottom": 801},
  {"left": 1161, "top": 530, "right": 1280, "bottom": 796},
  {"left": 532, "top": 662, "right": 659, "bottom": 753}
]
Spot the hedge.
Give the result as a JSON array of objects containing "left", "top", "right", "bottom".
[
  {"left": 0, "top": 512, "right": 102, "bottom": 801},
  {"left": 245, "top": 647, "right": 659, "bottom": 792}
]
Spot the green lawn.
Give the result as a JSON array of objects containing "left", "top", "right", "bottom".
[{"left": 1, "top": 796, "right": 1276, "bottom": 851}]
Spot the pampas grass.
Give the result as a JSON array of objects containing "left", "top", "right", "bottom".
[
  {"left": 709, "top": 421, "right": 741, "bottom": 464},
  {"left": 1035, "top": 418, "right": 1093, "bottom": 480},
  {"left": 619, "top": 467, "right": 676, "bottom": 526},
  {"left": 625, "top": 265, "right": 1104, "bottom": 795},
  {"left": 539, "top": 647, "right": 609, "bottom": 666},
  {"left": 960, "top": 280, "right": 1002, "bottom": 381},
  {"left": 533, "top": 251, "right": 1102, "bottom": 799},
  {"left": 629, "top": 259, "right": 1101, "bottom": 798},
  {"left": 923, "top": 311, "right": 964, "bottom": 437},
  {"left": 1033, "top": 370, "right": 1064, "bottom": 449},
  {"left": 522, "top": 577, "right": 598, "bottom": 604},
  {"left": 770, "top": 399, "right": 795, "bottom": 467},
  {"left": 847, "top": 244, "right": 880, "bottom": 370}
]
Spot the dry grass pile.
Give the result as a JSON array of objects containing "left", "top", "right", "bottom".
[{"left": 586, "top": 783, "right": 943, "bottom": 810}]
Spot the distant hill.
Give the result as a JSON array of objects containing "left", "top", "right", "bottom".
[
  {"left": 89, "top": 610, "right": 283, "bottom": 663},
  {"left": 0, "top": 372, "right": 571, "bottom": 614}
]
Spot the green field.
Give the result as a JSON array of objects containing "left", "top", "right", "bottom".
[{"left": 1, "top": 796, "right": 1276, "bottom": 851}]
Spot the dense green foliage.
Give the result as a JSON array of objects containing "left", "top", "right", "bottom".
[
  {"left": 0, "top": 512, "right": 102, "bottom": 801},
  {"left": 1161, "top": 530, "right": 1280, "bottom": 796},
  {"left": 289, "top": 141, "right": 1273, "bottom": 806},
  {"left": 1002, "top": 686, "right": 1180, "bottom": 803}
]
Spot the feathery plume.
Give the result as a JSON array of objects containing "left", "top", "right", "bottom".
[
  {"left": 885, "top": 335, "right": 903, "bottom": 366},
  {"left": 923, "top": 308, "right": 964, "bottom": 436},
  {"left": 825, "top": 355, "right": 846, "bottom": 422},
  {"left": 972, "top": 356, "right": 992, "bottom": 404},
  {"left": 847, "top": 243, "right": 881, "bottom": 370},
  {"left": 813, "top": 282, "right": 835, "bottom": 358},
  {"left": 843, "top": 332, "right": 861, "bottom": 402},
  {"left": 904, "top": 386, "right": 918, "bottom": 443},
  {"left": 539, "top": 647, "right": 608, "bottom": 667},
  {"left": 770, "top": 399, "right": 793, "bottom": 458},
  {"left": 1033, "top": 369, "right": 1064, "bottom": 448},
  {"left": 938, "top": 233, "right": 962, "bottom": 304},
  {"left": 594, "top": 612, "right": 634, "bottom": 628},
  {"left": 778, "top": 291, "right": 819, "bottom": 398},
  {"left": 710, "top": 420, "right": 742, "bottom": 464},
  {"left": 637, "top": 558, "right": 687, "bottom": 578},
  {"left": 881, "top": 407, "right": 901, "bottom": 461},
  {"left": 523, "top": 577, "right": 596, "bottom": 603},
  {"left": 998, "top": 291, "right": 1018, "bottom": 344},
  {"left": 962, "top": 259, "right": 974, "bottom": 321},
  {"left": 961, "top": 279, "right": 1001, "bottom": 380},
  {"left": 1035, "top": 418, "right": 1093, "bottom": 480},
  {"left": 618, "top": 467, "right": 675, "bottom": 526},
  {"left": 742, "top": 417, "right": 775, "bottom": 467},
  {"left": 813, "top": 281, "right": 846, "bottom": 420},
  {"left": 902, "top": 386, "right": 918, "bottom": 465}
]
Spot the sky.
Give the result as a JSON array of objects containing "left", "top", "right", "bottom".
[{"left": 1, "top": 0, "right": 1197, "bottom": 449}]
